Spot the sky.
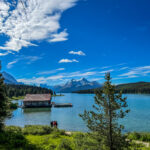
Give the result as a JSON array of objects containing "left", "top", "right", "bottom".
[{"left": 0, "top": 0, "right": 150, "bottom": 86}]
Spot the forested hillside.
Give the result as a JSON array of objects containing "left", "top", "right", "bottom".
[
  {"left": 115, "top": 82, "right": 150, "bottom": 93},
  {"left": 5, "top": 84, "right": 53, "bottom": 98},
  {"left": 73, "top": 82, "right": 150, "bottom": 94}
]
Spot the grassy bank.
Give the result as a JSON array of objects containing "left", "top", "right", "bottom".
[
  {"left": 8, "top": 96, "right": 25, "bottom": 100},
  {"left": 0, "top": 125, "right": 150, "bottom": 150},
  {"left": 0, "top": 125, "right": 93, "bottom": 150},
  {"left": 52, "top": 94, "right": 64, "bottom": 97}
]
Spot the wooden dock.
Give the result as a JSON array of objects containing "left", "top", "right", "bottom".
[{"left": 53, "top": 103, "right": 73, "bottom": 108}]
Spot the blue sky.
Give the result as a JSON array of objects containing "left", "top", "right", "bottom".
[{"left": 0, "top": 0, "right": 150, "bottom": 85}]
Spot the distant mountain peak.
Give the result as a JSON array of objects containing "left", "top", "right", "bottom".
[
  {"left": 81, "top": 77, "right": 87, "bottom": 80},
  {"left": 71, "top": 79, "right": 76, "bottom": 82},
  {"left": 2, "top": 71, "right": 18, "bottom": 85},
  {"left": 53, "top": 78, "right": 102, "bottom": 93}
]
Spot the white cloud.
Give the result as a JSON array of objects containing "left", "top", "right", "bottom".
[
  {"left": 47, "top": 75, "right": 64, "bottom": 80},
  {"left": 37, "top": 68, "right": 65, "bottom": 75},
  {"left": 119, "top": 67, "right": 128, "bottom": 70},
  {"left": 17, "top": 75, "right": 64, "bottom": 85},
  {"left": 116, "top": 63, "right": 127, "bottom": 66},
  {"left": 0, "top": 0, "right": 77, "bottom": 53},
  {"left": 18, "top": 77, "right": 47, "bottom": 85},
  {"left": 99, "top": 69, "right": 114, "bottom": 74},
  {"left": 66, "top": 71, "right": 96, "bottom": 78},
  {"left": 119, "top": 71, "right": 136, "bottom": 77},
  {"left": 57, "top": 68, "right": 65, "bottom": 71},
  {"left": 7, "top": 55, "right": 42, "bottom": 69},
  {"left": 85, "top": 68, "right": 96, "bottom": 71},
  {"left": 69, "top": 50, "right": 86, "bottom": 56},
  {"left": 7, "top": 60, "right": 18, "bottom": 68},
  {"left": 59, "top": 58, "right": 79, "bottom": 63},
  {"left": 0, "top": 1, "right": 10, "bottom": 18},
  {"left": 90, "top": 78, "right": 104, "bottom": 81},
  {"left": 17, "top": 65, "right": 150, "bottom": 85},
  {"left": 119, "top": 66, "right": 150, "bottom": 78},
  {"left": 17, "top": 70, "right": 97, "bottom": 85},
  {"left": 101, "top": 66, "right": 111, "bottom": 69},
  {"left": 25, "top": 56, "right": 42, "bottom": 64},
  {"left": 0, "top": 52, "right": 9, "bottom": 56},
  {"left": 49, "top": 30, "right": 68, "bottom": 42}
]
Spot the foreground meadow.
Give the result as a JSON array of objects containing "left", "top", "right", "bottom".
[{"left": 0, "top": 125, "right": 149, "bottom": 150}]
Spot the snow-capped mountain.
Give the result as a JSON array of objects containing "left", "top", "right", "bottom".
[
  {"left": 53, "top": 78, "right": 102, "bottom": 93},
  {"left": 2, "top": 71, "right": 18, "bottom": 84},
  {"left": 1, "top": 72, "right": 102, "bottom": 92}
]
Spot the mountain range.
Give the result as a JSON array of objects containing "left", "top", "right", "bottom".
[
  {"left": 2, "top": 72, "right": 102, "bottom": 92},
  {"left": 73, "top": 81, "right": 150, "bottom": 94},
  {"left": 52, "top": 78, "right": 102, "bottom": 93},
  {"left": 2, "top": 72, "right": 150, "bottom": 94}
]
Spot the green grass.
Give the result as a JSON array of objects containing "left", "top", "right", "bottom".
[
  {"left": 0, "top": 126, "right": 150, "bottom": 150},
  {"left": 0, "top": 126, "right": 97, "bottom": 150},
  {"left": 8, "top": 96, "right": 25, "bottom": 100},
  {"left": 128, "top": 132, "right": 150, "bottom": 142},
  {"left": 26, "top": 133, "right": 74, "bottom": 150},
  {"left": 52, "top": 94, "right": 64, "bottom": 97},
  {"left": 11, "top": 96, "right": 25, "bottom": 100}
]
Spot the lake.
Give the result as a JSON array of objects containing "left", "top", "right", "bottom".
[{"left": 5, "top": 93, "right": 150, "bottom": 132}]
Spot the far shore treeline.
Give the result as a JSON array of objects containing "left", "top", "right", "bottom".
[
  {"left": 5, "top": 81, "right": 150, "bottom": 98},
  {"left": 5, "top": 84, "right": 53, "bottom": 98},
  {"left": 73, "top": 81, "right": 150, "bottom": 94}
]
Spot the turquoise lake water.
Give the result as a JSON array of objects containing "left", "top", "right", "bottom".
[{"left": 5, "top": 93, "right": 150, "bottom": 132}]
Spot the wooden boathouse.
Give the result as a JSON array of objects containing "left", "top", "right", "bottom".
[{"left": 23, "top": 94, "right": 52, "bottom": 108}]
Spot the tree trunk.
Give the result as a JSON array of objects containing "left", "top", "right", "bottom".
[{"left": 109, "top": 97, "right": 113, "bottom": 150}]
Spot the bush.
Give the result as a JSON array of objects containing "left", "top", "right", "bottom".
[
  {"left": 23, "top": 125, "right": 53, "bottom": 135},
  {"left": 140, "top": 133, "right": 150, "bottom": 142},
  {"left": 0, "top": 126, "right": 38, "bottom": 149},
  {"left": 59, "top": 129, "right": 66, "bottom": 136},
  {"left": 48, "top": 144, "right": 57, "bottom": 149},
  {"left": 57, "top": 139, "right": 73, "bottom": 150},
  {"left": 9, "top": 102, "right": 18, "bottom": 109},
  {"left": 73, "top": 132, "right": 100, "bottom": 150},
  {"left": 5, "top": 126, "right": 22, "bottom": 133},
  {"left": 51, "top": 132, "right": 61, "bottom": 138},
  {"left": 128, "top": 132, "right": 150, "bottom": 142},
  {"left": 0, "top": 131, "right": 25, "bottom": 147}
]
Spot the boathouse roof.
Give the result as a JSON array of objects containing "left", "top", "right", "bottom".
[{"left": 24, "top": 94, "right": 51, "bottom": 102}]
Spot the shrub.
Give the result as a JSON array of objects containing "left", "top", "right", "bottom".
[
  {"left": 0, "top": 126, "right": 35, "bottom": 149},
  {"left": 128, "top": 132, "right": 141, "bottom": 140},
  {"left": 51, "top": 132, "right": 60, "bottom": 138},
  {"left": 140, "top": 133, "right": 150, "bottom": 142},
  {"left": 5, "top": 126, "right": 22, "bottom": 133},
  {"left": 23, "top": 125, "right": 53, "bottom": 135},
  {"left": 48, "top": 144, "right": 57, "bottom": 149},
  {"left": 51, "top": 128, "right": 62, "bottom": 138},
  {"left": 128, "top": 132, "right": 150, "bottom": 142},
  {"left": 57, "top": 139, "right": 73, "bottom": 150},
  {"left": 9, "top": 102, "right": 18, "bottom": 109},
  {"left": 59, "top": 129, "right": 66, "bottom": 136},
  {"left": 73, "top": 132, "right": 100, "bottom": 150}
]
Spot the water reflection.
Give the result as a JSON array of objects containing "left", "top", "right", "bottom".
[{"left": 5, "top": 93, "right": 150, "bottom": 132}]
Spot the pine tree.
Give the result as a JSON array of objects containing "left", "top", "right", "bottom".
[
  {"left": 80, "top": 73, "right": 130, "bottom": 150},
  {"left": 0, "top": 62, "right": 10, "bottom": 131}
]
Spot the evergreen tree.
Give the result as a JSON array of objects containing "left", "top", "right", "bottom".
[
  {"left": 0, "top": 62, "right": 10, "bottom": 131},
  {"left": 80, "top": 73, "right": 130, "bottom": 150}
]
